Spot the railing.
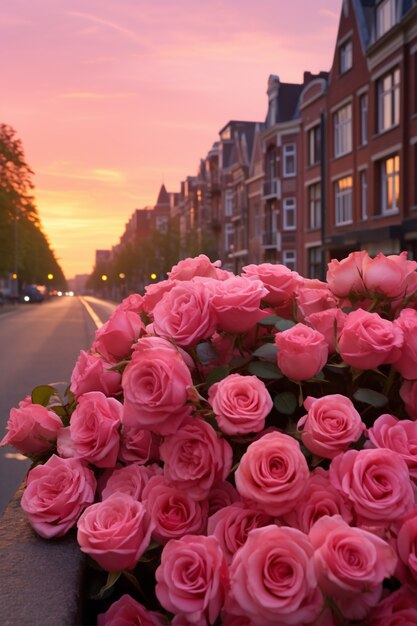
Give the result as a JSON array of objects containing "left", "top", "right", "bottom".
[{"left": 262, "top": 178, "right": 280, "bottom": 199}]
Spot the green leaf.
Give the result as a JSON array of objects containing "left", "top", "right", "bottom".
[
  {"left": 274, "top": 392, "right": 298, "bottom": 415},
  {"left": 258, "top": 315, "right": 282, "bottom": 326},
  {"left": 353, "top": 388, "right": 388, "bottom": 408},
  {"left": 196, "top": 341, "right": 219, "bottom": 365},
  {"left": 31, "top": 385, "right": 57, "bottom": 407},
  {"left": 275, "top": 318, "right": 296, "bottom": 332},
  {"left": 205, "top": 365, "right": 230, "bottom": 387},
  {"left": 247, "top": 361, "right": 283, "bottom": 379},
  {"left": 94, "top": 571, "right": 121, "bottom": 599},
  {"left": 252, "top": 343, "right": 278, "bottom": 363}
]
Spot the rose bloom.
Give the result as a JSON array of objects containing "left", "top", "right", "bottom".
[
  {"left": 226, "top": 525, "right": 322, "bottom": 626},
  {"left": 143, "top": 279, "right": 178, "bottom": 313},
  {"left": 362, "top": 252, "right": 417, "bottom": 300},
  {"left": 152, "top": 280, "right": 218, "bottom": 347},
  {"left": 207, "top": 481, "right": 240, "bottom": 516},
  {"left": 305, "top": 308, "right": 347, "bottom": 353},
  {"left": 92, "top": 307, "right": 144, "bottom": 363},
  {"left": 207, "top": 502, "right": 274, "bottom": 564},
  {"left": 21, "top": 454, "right": 96, "bottom": 538},
  {"left": 101, "top": 463, "right": 159, "bottom": 501},
  {"left": 396, "top": 511, "right": 417, "bottom": 588},
  {"left": 0, "top": 399, "right": 63, "bottom": 456},
  {"left": 366, "top": 414, "right": 417, "bottom": 480},
  {"left": 235, "top": 431, "right": 309, "bottom": 516},
  {"left": 283, "top": 467, "right": 353, "bottom": 533},
  {"left": 329, "top": 448, "right": 414, "bottom": 525},
  {"left": 242, "top": 262, "right": 301, "bottom": 315},
  {"left": 295, "top": 279, "right": 337, "bottom": 322},
  {"left": 208, "top": 373, "right": 272, "bottom": 435},
  {"left": 142, "top": 475, "right": 208, "bottom": 544},
  {"left": 122, "top": 337, "right": 193, "bottom": 436},
  {"left": 69, "top": 391, "right": 122, "bottom": 468},
  {"left": 366, "top": 588, "right": 417, "bottom": 626},
  {"left": 97, "top": 594, "right": 166, "bottom": 626},
  {"left": 160, "top": 417, "right": 233, "bottom": 501},
  {"left": 297, "top": 394, "right": 365, "bottom": 459},
  {"left": 70, "top": 350, "right": 122, "bottom": 398},
  {"left": 310, "top": 515, "right": 397, "bottom": 621},
  {"left": 326, "top": 250, "right": 368, "bottom": 299},
  {"left": 393, "top": 308, "right": 417, "bottom": 379},
  {"left": 274, "top": 323, "right": 328, "bottom": 381},
  {"left": 210, "top": 276, "right": 268, "bottom": 333},
  {"left": 77, "top": 492, "right": 153, "bottom": 572},
  {"left": 117, "top": 293, "right": 144, "bottom": 314},
  {"left": 401, "top": 379, "right": 417, "bottom": 420},
  {"left": 155, "top": 534, "right": 228, "bottom": 625},
  {"left": 118, "top": 423, "right": 160, "bottom": 464},
  {"left": 338, "top": 309, "right": 404, "bottom": 370},
  {"left": 168, "top": 254, "right": 230, "bottom": 281}
]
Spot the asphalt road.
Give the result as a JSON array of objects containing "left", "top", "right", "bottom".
[{"left": 0, "top": 295, "right": 117, "bottom": 513}]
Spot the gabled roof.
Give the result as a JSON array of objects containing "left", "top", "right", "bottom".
[{"left": 155, "top": 184, "right": 170, "bottom": 209}]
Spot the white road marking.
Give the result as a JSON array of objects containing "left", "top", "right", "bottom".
[{"left": 78, "top": 296, "right": 104, "bottom": 329}]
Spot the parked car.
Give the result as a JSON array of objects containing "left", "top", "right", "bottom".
[{"left": 21, "top": 285, "right": 44, "bottom": 303}]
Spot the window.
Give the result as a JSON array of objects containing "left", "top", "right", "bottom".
[
  {"left": 335, "top": 176, "right": 353, "bottom": 226},
  {"left": 225, "top": 223, "right": 234, "bottom": 252},
  {"left": 308, "top": 247, "right": 322, "bottom": 279},
  {"left": 266, "top": 149, "right": 275, "bottom": 180},
  {"left": 360, "top": 171, "right": 368, "bottom": 220},
  {"left": 380, "top": 155, "right": 400, "bottom": 215},
  {"left": 224, "top": 189, "right": 233, "bottom": 217},
  {"left": 360, "top": 94, "right": 368, "bottom": 145},
  {"left": 155, "top": 216, "right": 168, "bottom": 233},
  {"left": 283, "top": 197, "right": 296, "bottom": 230},
  {"left": 340, "top": 41, "right": 353, "bottom": 74},
  {"left": 308, "top": 125, "right": 321, "bottom": 165},
  {"left": 376, "top": 0, "right": 397, "bottom": 38},
  {"left": 334, "top": 104, "right": 352, "bottom": 157},
  {"left": 378, "top": 68, "right": 400, "bottom": 132},
  {"left": 283, "top": 250, "right": 296, "bottom": 271},
  {"left": 283, "top": 144, "right": 296, "bottom": 177},
  {"left": 308, "top": 183, "right": 322, "bottom": 230},
  {"left": 254, "top": 202, "right": 262, "bottom": 237}
]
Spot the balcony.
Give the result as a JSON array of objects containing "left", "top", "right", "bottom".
[
  {"left": 262, "top": 178, "right": 280, "bottom": 199},
  {"left": 262, "top": 230, "right": 282, "bottom": 251}
]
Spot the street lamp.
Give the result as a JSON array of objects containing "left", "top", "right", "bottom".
[
  {"left": 47, "top": 273, "right": 54, "bottom": 281},
  {"left": 150, "top": 273, "right": 157, "bottom": 280},
  {"left": 101, "top": 274, "right": 108, "bottom": 281}
]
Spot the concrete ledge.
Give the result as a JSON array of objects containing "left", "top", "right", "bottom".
[{"left": 0, "top": 485, "right": 85, "bottom": 626}]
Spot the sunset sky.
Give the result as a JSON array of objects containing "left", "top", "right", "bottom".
[{"left": 1, "top": 0, "right": 341, "bottom": 279}]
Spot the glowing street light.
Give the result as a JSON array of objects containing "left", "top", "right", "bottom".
[
  {"left": 150, "top": 273, "right": 157, "bottom": 280},
  {"left": 47, "top": 273, "right": 54, "bottom": 280},
  {"left": 101, "top": 274, "right": 108, "bottom": 281},
  {"left": 118, "top": 272, "right": 126, "bottom": 280}
]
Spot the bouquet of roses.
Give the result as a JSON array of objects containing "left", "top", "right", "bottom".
[{"left": 3, "top": 250, "right": 417, "bottom": 626}]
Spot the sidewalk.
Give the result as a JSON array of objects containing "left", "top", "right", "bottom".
[{"left": 0, "top": 302, "right": 20, "bottom": 315}]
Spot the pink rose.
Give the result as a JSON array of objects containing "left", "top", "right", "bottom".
[
  {"left": 242, "top": 262, "right": 301, "bottom": 315},
  {"left": 207, "top": 481, "right": 240, "bottom": 516},
  {"left": 401, "top": 379, "right": 417, "bottom": 420},
  {"left": 210, "top": 276, "right": 268, "bottom": 333},
  {"left": 117, "top": 293, "right": 144, "bottom": 314},
  {"left": 77, "top": 492, "right": 153, "bottom": 572},
  {"left": 362, "top": 252, "right": 417, "bottom": 299},
  {"left": 21, "top": 454, "right": 96, "bottom": 538},
  {"left": 226, "top": 525, "right": 322, "bottom": 626},
  {"left": 329, "top": 448, "right": 414, "bottom": 525},
  {"left": 297, "top": 394, "right": 365, "bottom": 459},
  {"left": 168, "top": 254, "right": 230, "bottom": 281},
  {"left": 366, "top": 589, "right": 417, "bottom": 626},
  {"left": 207, "top": 502, "right": 274, "bottom": 563},
  {"left": 70, "top": 350, "right": 122, "bottom": 398},
  {"left": 152, "top": 280, "right": 217, "bottom": 346},
  {"left": 101, "top": 463, "right": 159, "bottom": 500},
  {"left": 122, "top": 337, "right": 193, "bottom": 436},
  {"left": 92, "top": 307, "right": 144, "bottom": 363},
  {"left": 367, "top": 414, "right": 417, "bottom": 480},
  {"left": 142, "top": 475, "right": 208, "bottom": 544},
  {"left": 143, "top": 279, "right": 178, "bottom": 313},
  {"left": 234, "top": 431, "right": 309, "bottom": 516},
  {"left": 1, "top": 400, "right": 63, "bottom": 456},
  {"left": 208, "top": 373, "right": 272, "bottom": 435},
  {"left": 97, "top": 594, "right": 166, "bottom": 626},
  {"left": 305, "top": 308, "right": 347, "bottom": 353},
  {"left": 155, "top": 534, "right": 228, "bottom": 624},
  {"left": 274, "top": 323, "right": 328, "bottom": 381},
  {"left": 220, "top": 614, "right": 255, "bottom": 626},
  {"left": 69, "top": 391, "right": 122, "bottom": 467},
  {"left": 397, "top": 511, "right": 417, "bottom": 587},
  {"left": 310, "top": 515, "right": 397, "bottom": 621},
  {"left": 118, "top": 424, "right": 160, "bottom": 464},
  {"left": 393, "top": 308, "right": 417, "bottom": 379},
  {"left": 326, "top": 251, "right": 368, "bottom": 299},
  {"left": 295, "top": 279, "right": 337, "bottom": 321},
  {"left": 160, "top": 417, "right": 233, "bottom": 500},
  {"left": 338, "top": 309, "right": 403, "bottom": 370},
  {"left": 283, "top": 467, "right": 353, "bottom": 533}
]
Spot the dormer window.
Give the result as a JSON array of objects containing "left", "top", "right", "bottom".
[
  {"left": 340, "top": 40, "right": 352, "bottom": 74},
  {"left": 376, "top": 0, "right": 397, "bottom": 38}
]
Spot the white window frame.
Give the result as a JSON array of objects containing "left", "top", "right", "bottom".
[
  {"left": 225, "top": 222, "right": 234, "bottom": 252},
  {"left": 360, "top": 94, "right": 368, "bottom": 145},
  {"left": 378, "top": 68, "right": 400, "bottom": 133},
  {"left": 340, "top": 40, "right": 353, "bottom": 74},
  {"left": 283, "top": 197, "right": 296, "bottom": 231},
  {"left": 381, "top": 155, "right": 400, "bottom": 215},
  {"left": 360, "top": 170, "right": 368, "bottom": 220},
  {"left": 308, "top": 126, "right": 321, "bottom": 166},
  {"left": 224, "top": 189, "right": 233, "bottom": 217},
  {"left": 376, "top": 0, "right": 397, "bottom": 39},
  {"left": 308, "top": 183, "right": 321, "bottom": 230},
  {"left": 283, "top": 143, "right": 296, "bottom": 177},
  {"left": 334, "top": 104, "right": 352, "bottom": 157},
  {"left": 335, "top": 176, "right": 353, "bottom": 226},
  {"left": 283, "top": 250, "right": 296, "bottom": 271}
]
